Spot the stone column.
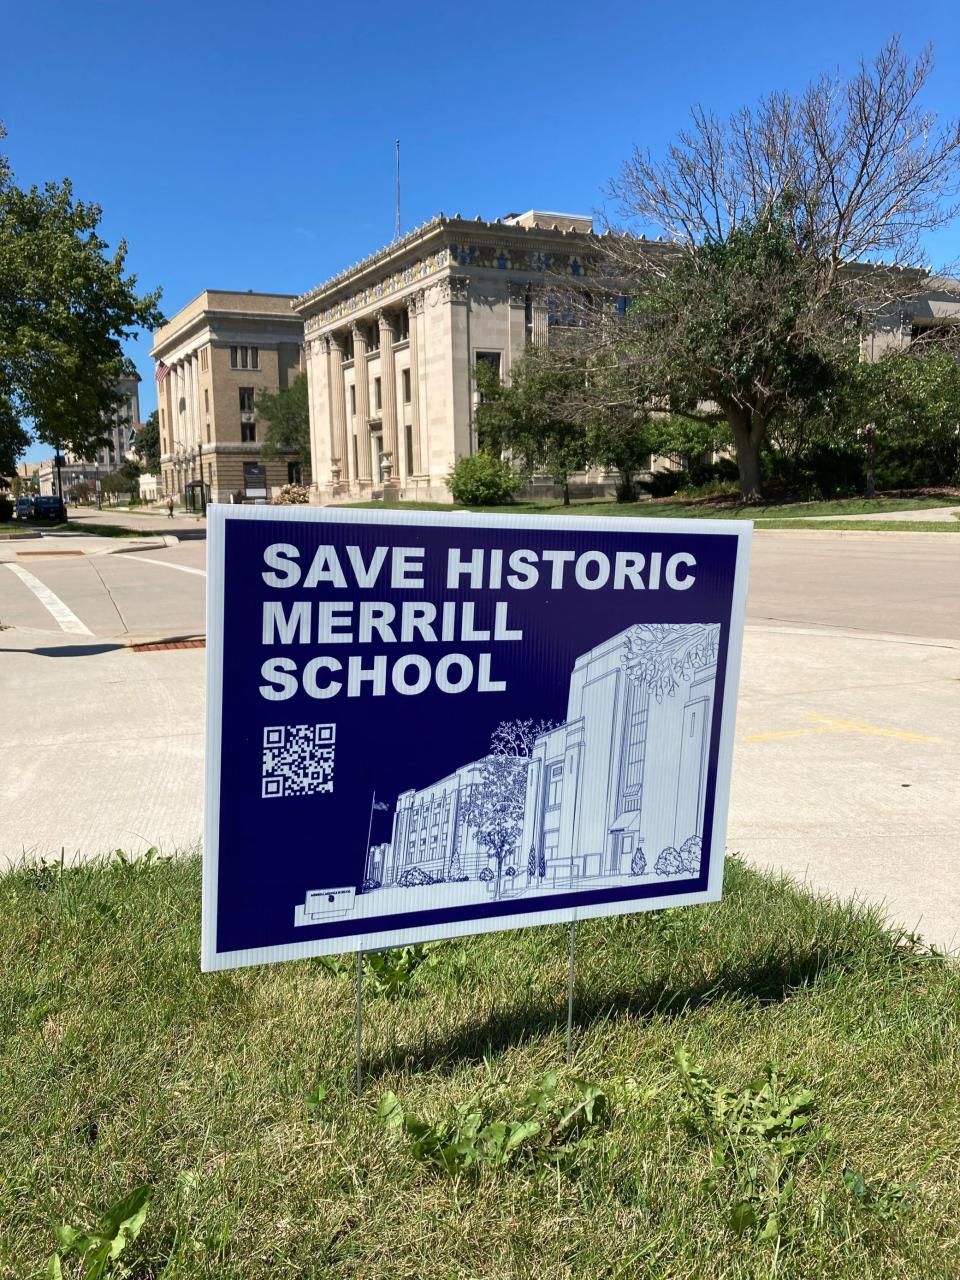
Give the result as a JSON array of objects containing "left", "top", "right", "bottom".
[
  {"left": 352, "top": 322, "right": 371, "bottom": 482},
  {"left": 531, "top": 287, "right": 549, "bottom": 347},
  {"left": 328, "top": 334, "right": 349, "bottom": 488},
  {"left": 378, "top": 310, "right": 399, "bottom": 489},
  {"left": 406, "top": 291, "right": 423, "bottom": 475}
]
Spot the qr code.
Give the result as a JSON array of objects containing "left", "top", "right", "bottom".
[{"left": 262, "top": 724, "right": 335, "bottom": 798}]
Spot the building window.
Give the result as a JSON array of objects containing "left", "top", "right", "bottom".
[
  {"left": 240, "top": 346, "right": 249, "bottom": 369},
  {"left": 344, "top": 332, "right": 354, "bottom": 361},
  {"left": 352, "top": 436, "right": 359, "bottom": 478},
  {"left": 204, "top": 389, "right": 209, "bottom": 412},
  {"left": 621, "top": 681, "right": 649, "bottom": 808},
  {"left": 288, "top": 462, "right": 302, "bottom": 485},
  {"left": 546, "top": 762, "right": 564, "bottom": 809},
  {"left": 230, "top": 346, "right": 238, "bottom": 368},
  {"left": 368, "top": 323, "right": 380, "bottom": 352},
  {"left": 397, "top": 309, "right": 410, "bottom": 341},
  {"left": 374, "top": 377, "right": 382, "bottom": 412},
  {"left": 402, "top": 368, "right": 411, "bottom": 403},
  {"left": 239, "top": 387, "right": 254, "bottom": 413},
  {"left": 475, "top": 351, "right": 501, "bottom": 401},
  {"left": 350, "top": 384, "right": 356, "bottom": 416},
  {"left": 250, "top": 346, "right": 259, "bottom": 369},
  {"left": 405, "top": 422, "right": 413, "bottom": 476},
  {"left": 200, "top": 347, "right": 208, "bottom": 371},
  {"left": 241, "top": 421, "right": 256, "bottom": 443}
]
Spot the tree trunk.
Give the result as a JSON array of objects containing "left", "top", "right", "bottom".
[
  {"left": 863, "top": 424, "right": 876, "bottom": 499},
  {"left": 562, "top": 480, "right": 570, "bottom": 506},
  {"left": 728, "top": 407, "right": 764, "bottom": 503}
]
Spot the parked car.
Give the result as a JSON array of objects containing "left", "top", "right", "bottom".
[
  {"left": 16, "top": 496, "right": 35, "bottom": 518},
  {"left": 33, "top": 495, "right": 66, "bottom": 520}
]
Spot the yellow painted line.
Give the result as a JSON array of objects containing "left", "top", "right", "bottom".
[
  {"left": 743, "top": 716, "right": 948, "bottom": 746},
  {"left": 742, "top": 727, "right": 843, "bottom": 742},
  {"left": 805, "top": 715, "right": 948, "bottom": 744}
]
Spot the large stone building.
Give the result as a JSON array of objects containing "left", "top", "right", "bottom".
[
  {"left": 151, "top": 291, "right": 306, "bottom": 505},
  {"left": 296, "top": 211, "right": 960, "bottom": 507},
  {"left": 294, "top": 211, "right": 606, "bottom": 504}
]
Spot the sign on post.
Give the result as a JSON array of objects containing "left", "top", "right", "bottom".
[{"left": 202, "top": 506, "right": 750, "bottom": 971}]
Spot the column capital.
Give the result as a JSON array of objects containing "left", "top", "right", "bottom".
[{"left": 406, "top": 289, "right": 424, "bottom": 316}]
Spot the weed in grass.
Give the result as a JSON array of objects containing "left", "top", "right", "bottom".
[
  {"left": 364, "top": 942, "right": 443, "bottom": 997},
  {"left": 843, "top": 1167, "right": 911, "bottom": 1224},
  {"left": 379, "top": 1072, "right": 609, "bottom": 1178},
  {"left": 48, "top": 1184, "right": 151, "bottom": 1279},
  {"left": 676, "top": 1048, "right": 820, "bottom": 1244}
]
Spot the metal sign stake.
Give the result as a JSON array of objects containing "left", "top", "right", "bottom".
[
  {"left": 565, "top": 919, "right": 577, "bottom": 1063},
  {"left": 355, "top": 950, "right": 363, "bottom": 1096}
]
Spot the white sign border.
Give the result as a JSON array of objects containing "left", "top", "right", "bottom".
[{"left": 201, "top": 503, "right": 752, "bottom": 971}]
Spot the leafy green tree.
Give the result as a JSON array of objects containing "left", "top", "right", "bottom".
[
  {"left": 623, "top": 215, "right": 846, "bottom": 499},
  {"left": 0, "top": 127, "right": 163, "bottom": 466},
  {"left": 134, "top": 410, "right": 161, "bottom": 473},
  {"left": 839, "top": 348, "right": 960, "bottom": 494},
  {"left": 476, "top": 346, "right": 589, "bottom": 505},
  {"left": 256, "top": 374, "right": 310, "bottom": 471}
]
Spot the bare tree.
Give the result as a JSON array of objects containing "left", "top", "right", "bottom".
[
  {"left": 607, "top": 37, "right": 960, "bottom": 290},
  {"left": 593, "top": 38, "right": 960, "bottom": 499}
]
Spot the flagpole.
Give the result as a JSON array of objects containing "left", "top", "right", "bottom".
[{"left": 395, "top": 139, "right": 401, "bottom": 241}]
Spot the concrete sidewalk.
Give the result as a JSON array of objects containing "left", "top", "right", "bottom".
[{"left": 1, "top": 618, "right": 957, "bottom": 952}]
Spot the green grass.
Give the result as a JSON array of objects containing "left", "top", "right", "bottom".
[
  {"left": 348, "top": 494, "right": 960, "bottom": 521},
  {"left": 0, "top": 520, "right": 157, "bottom": 539},
  {"left": 754, "top": 519, "right": 960, "bottom": 533},
  {"left": 2, "top": 853, "right": 957, "bottom": 1278}
]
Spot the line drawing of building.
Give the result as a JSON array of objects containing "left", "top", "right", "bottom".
[{"left": 294, "top": 621, "right": 720, "bottom": 926}]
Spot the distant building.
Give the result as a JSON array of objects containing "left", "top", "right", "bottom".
[
  {"left": 150, "top": 291, "right": 307, "bottom": 506},
  {"left": 38, "top": 375, "right": 141, "bottom": 497}
]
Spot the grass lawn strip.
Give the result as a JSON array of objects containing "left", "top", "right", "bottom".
[
  {"left": 1, "top": 854, "right": 957, "bottom": 1278},
  {"left": 348, "top": 494, "right": 960, "bottom": 521}
]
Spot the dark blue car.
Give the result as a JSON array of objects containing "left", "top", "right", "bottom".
[{"left": 33, "top": 495, "right": 66, "bottom": 520}]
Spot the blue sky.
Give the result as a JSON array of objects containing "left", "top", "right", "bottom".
[{"left": 6, "top": 0, "right": 960, "bottom": 461}]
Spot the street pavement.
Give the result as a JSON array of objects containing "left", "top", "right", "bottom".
[{"left": 1, "top": 526, "right": 957, "bottom": 950}]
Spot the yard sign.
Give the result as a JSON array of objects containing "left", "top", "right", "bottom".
[{"left": 202, "top": 505, "right": 751, "bottom": 971}]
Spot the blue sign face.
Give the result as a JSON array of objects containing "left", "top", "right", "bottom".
[{"left": 202, "top": 506, "right": 751, "bottom": 970}]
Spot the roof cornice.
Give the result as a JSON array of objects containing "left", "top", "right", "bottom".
[{"left": 292, "top": 213, "right": 603, "bottom": 314}]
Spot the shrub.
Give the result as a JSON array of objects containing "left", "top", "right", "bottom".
[
  {"left": 478, "top": 868, "right": 494, "bottom": 882},
  {"left": 273, "top": 483, "right": 311, "bottom": 505},
  {"left": 446, "top": 453, "right": 521, "bottom": 505},
  {"left": 0, "top": 497, "right": 12, "bottom": 522},
  {"left": 678, "top": 835, "right": 703, "bottom": 874},
  {"left": 655, "top": 846, "right": 684, "bottom": 876},
  {"left": 630, "top": 846, "right": 647, "bottom": 876},
  {"left": 361, "top": 878, "right": 382, "bottom": 893},
  {"left": 397, "top": 867, "right": 437, "bottom": 888}
]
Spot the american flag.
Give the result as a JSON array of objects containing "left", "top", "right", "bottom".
[{"left": 155, "top": 361, "right": 171, "bottom": 384}]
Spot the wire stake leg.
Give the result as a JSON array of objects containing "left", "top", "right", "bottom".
[
  {"left": 565, "top": 919, "right": 577, "bottom": 1063},
  {"left": 355, "top": 950, "right": 363, "bottom": 1096}
]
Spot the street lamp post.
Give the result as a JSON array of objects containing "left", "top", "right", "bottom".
[{"left": 197, "top": 440, "right": 207, "bottom": 515}]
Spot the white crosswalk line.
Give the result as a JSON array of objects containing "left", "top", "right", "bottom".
[
  {"left": 129, "top": 555, "right": 206, "bottom": 578},
  {"left": 5, "top": 563, "right": 93, "bottom": 636}
]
